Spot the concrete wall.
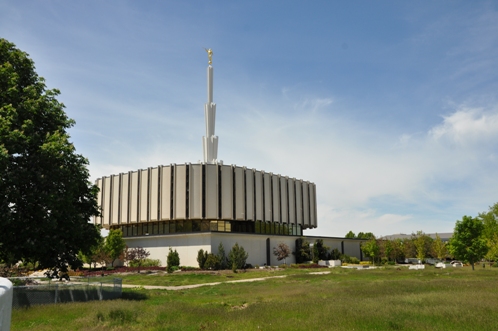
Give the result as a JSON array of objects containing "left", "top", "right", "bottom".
[
  {"left": 0, "top": 277, "right": 13, "bottom": 331},
  {"left": 123, "top": 233, "right": 365, "bottom": 268},
  {"left": 125, "top": 233, "right": 212, "bottom": 267},
  {"left": 210, "top": 233, "right": 298, "bottom": 266}
]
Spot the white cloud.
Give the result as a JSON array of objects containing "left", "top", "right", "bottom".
[{"left": 429, "top": 106, "right": 498, "bottom": 145}]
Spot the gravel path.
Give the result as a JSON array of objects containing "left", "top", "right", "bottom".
[{"left": 123, "top": 275, "right": 288, "bottom": 290}]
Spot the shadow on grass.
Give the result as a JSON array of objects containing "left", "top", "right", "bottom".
[{"left": 121, "top": 291, "right": 148, "bottom": 301}]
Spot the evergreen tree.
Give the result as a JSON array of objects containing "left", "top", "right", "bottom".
[
  {"left": 227, "top": 243, "right": 248, "bottom": 273},
  {"left": 167, "top": 248, "right": 180, "bottom": 273},
  {"left": 295, "top": 237, "right": 311, "bottom": 263},
  {"left": 217, "top": 242, "right": 227, "bottom": 269},
  {"left": 197, "top": 249, "right": 208, "bottom": 269}
]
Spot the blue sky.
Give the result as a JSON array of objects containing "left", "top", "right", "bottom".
[{"left": 2, "top": 1, "right": 498, "bottom": 237}]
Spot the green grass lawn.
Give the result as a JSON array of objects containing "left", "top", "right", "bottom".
[
  {"left": 12, "top": 266, "right": 498, "bottom": 330},
  {"left": 115, "top": 267, "right": 297, "bottom": 287}
]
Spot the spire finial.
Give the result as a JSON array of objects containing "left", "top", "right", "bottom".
[{"left": 204, "top": 48, "right": 213, "bottom": 65}]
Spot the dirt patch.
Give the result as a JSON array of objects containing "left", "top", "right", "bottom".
[{"left": 231, "top": 303, "right": 248, "bottom": 310}]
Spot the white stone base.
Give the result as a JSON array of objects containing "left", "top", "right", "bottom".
[{"left": 123, "top": 233, "right": 364, "bottom": 267}]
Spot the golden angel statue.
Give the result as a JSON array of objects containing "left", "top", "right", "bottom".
[{"left": 204, "top": 48, "right": 213, "bottom": 65}]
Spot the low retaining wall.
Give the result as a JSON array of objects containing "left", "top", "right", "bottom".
[{"left": 0, "top": 277, "right": 13, "bottom": 331}]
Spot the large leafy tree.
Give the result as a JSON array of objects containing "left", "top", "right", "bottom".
[
  {"left": 0, "top": 39, "right": 100, "bottom": 273},
  {"left": 480, "top": 202, "right": 498, "bottom": 262},
  {"left": 449, "top": 216, "right": 488, "bottom": 270}
]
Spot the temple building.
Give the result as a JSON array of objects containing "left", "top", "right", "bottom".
[{"left": 94, "top": 50, "right": 363, "bottom": 266}]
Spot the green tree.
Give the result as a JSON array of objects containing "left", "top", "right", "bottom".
[
  {"left": 449, "top": 215, "right": 488, "bottom": 270},
  {"left": 402, "top": 238, "right": 416, "bottom": 259},
  {"left": 94, "top": 245, "right": 112, "bottom": 273},
  {"left": 105, "top": 229, "right": 126, "bottom": 267},
  {"left": 167, "top": 248, "right": 180, "bottom": 273},
  {"left": 227, "top": 243, "right": 248, "bottom": 273},
  {"left": 432, "top": 233, "right": 448, "bottom": 261},
  {"left": 381, "top": 240, "right": 394, "bottom": 262},
  {"left": 217, "top": 242, "right": 227, "bottom": 269},
  {"left": 78, "top": 232, "right": 104, "bottom": 270},
  {"left": 413, "top": 231, "right": 430, "bottom": 262},
  {"left": 361, "top": 238, "right": 380, "bottom": 265},
  {"left": 345, "top": 231, "right": 356, "bottom": 238},
  {"left": 480, "top": 203, "right": 498, "bottom": 262},
  {"left": 357, "top": 232, "right": 375, "bottom": 240},
  {"left": 0, "top": 38, "right": 101, "bottom": 274}
]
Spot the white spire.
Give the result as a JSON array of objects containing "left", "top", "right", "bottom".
[{"left": 202, "top": 49, "right": 219, "bottom": 164}]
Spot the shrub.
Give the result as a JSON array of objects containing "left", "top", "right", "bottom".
[
  {"left": 295, "top": 238, "right": 311, "bottom": 263},
  {"left": 217, "top": 242, "right": 227, "bottom": 270},
  {"left": 167, "top": 248, "right": 180, "bottom": 273},
  {"left": 197, "top": 249, "right": 208, "bottom": 269},
  {"left": 313, "top": 239, "right": 329, "bottom": 263},
  {"left": 340, "top": 254, "right": 352, "bottom": 263},
  {"left": 129, "top": 259, "right": 161, "bottom": 268},
  {"left": 68, "top": 270, "right": 84, "bottom": 277},
  {"left": 329, "top": 248, "right": 341, "bottom": 260},
  {"left": 292, "top": 263, "right": 327, "bottom": 269},
  {"left": 492, "top": 262, "right": 498, "bottom": 268},
  {"left": 107, "top": 308, "right": 137, "bottom": 324},
  {"left": 204, "top": 253, "right": 221, "bottom": 270},
  {"left": 180, "top": 266, "right": 199, "bottom": 271},
  {"left": 350, "top": 257, "right": 360, "bottom": 264},
  {"left": 227, "top": 243, "right": 248, "bottom": 273}
]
